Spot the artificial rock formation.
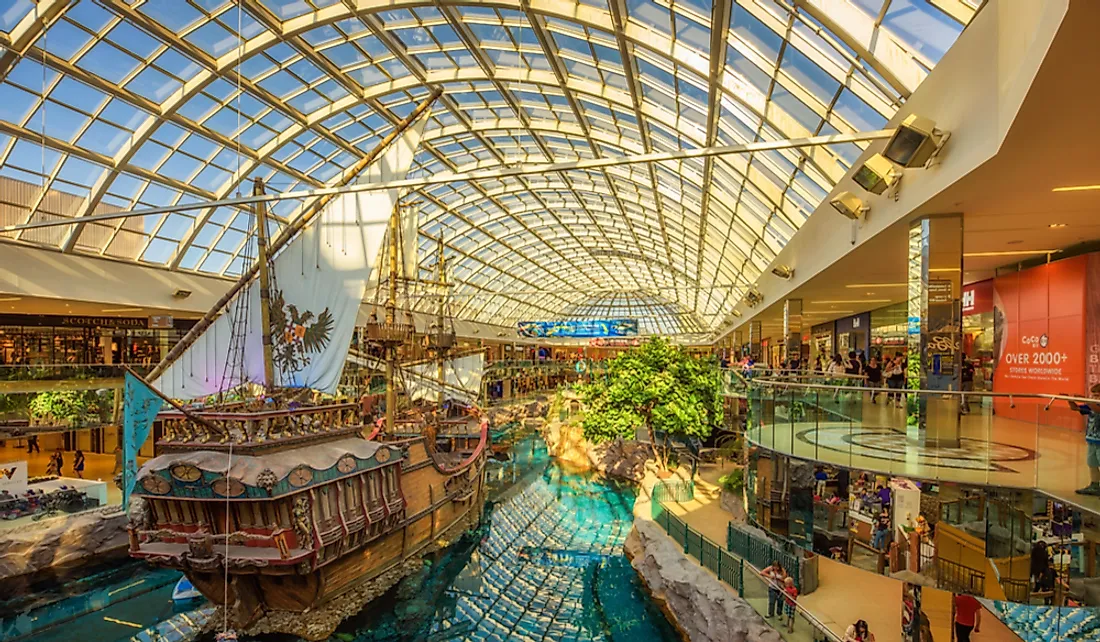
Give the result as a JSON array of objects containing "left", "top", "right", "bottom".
[
  {"left": 625, "top": 518, "right": 783, "bottom": 642},
  {"left": 484, "top": 397, "right": 550, "bottom": 428},
  {"left": 540, "top": 420, "right": 649, "bottom": 482},
  {"left": 0, "top": 507, "right": 129, "bottom": 581}
]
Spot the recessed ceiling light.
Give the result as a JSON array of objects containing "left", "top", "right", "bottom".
[
  {"left": 810, "top": 299, "right": 891, "bottom": 304},
  {"left": 1049, "top": 223, "right": 1067, "bottom": 229},
  {"left": 1052, "top": 184, "right": 1100, "bottom": 192}
]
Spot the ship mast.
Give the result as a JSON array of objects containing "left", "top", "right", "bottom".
[
  {"left": 147, "top": 87, "right": 442, "bottom": 384},
  {"left": 436, "top": 237, "right": 446, "bottom": 409},
  {"left": 253, "top": 178, "right": 276, "bottom": 391},
  {"left": 384, "top": 200, "right": 401, "bottom": 434}
]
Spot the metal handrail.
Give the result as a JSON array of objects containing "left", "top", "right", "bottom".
[
  {"left": 743, "top": 378, "right": 1099, "bottom": 404},
  {"left": 748, "top": 563, "right": 844, "bottom": 642}
]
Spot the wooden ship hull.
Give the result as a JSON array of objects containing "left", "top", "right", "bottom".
[{"left": 128, "top": 404, "right": 488, "bottom": 638}]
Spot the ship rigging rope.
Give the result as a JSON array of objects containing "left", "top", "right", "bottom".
[{"left": 221, "top": 8, "right": 245, "bottom": 636}]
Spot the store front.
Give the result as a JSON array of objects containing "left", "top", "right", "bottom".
[
  {"left": 961, "top": 280, "right": 994, "bottom": 390},
  {"left": 870, "top": 303, "right": 908, "bottom": 361},
  {"left": 835, "top": 312, "right": 870, "bottom": 359},
  {"left": 810, "top": 322, "right": 834, "bottom": 368},
  {"left": 0, "top": 314, "right": 196, "bottom": 367}
]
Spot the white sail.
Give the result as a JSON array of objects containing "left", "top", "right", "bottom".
[
  {"left": 154, "top": 116, "right": 428, "bottom": 400},
  {"left": 405, "top": 353, "right": 485, "bottom": 405}
]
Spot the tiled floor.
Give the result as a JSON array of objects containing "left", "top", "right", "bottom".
[{"left": 0, "top": 443, "right": 148, "bottom": 519}]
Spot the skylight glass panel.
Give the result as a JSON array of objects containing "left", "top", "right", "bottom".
[{"left": 39, "top": 20, "right": 92, "bottom": 60}]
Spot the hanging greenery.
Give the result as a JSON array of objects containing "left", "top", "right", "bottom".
[
  {"left": 30, "top": 390, "right": 92, "bottom": 427},
  {"left": 577, "top": 337, "right": 724, "bottom": 470},
  {"left": 27, "top": 389, "right": 115, "bottom": 427}
]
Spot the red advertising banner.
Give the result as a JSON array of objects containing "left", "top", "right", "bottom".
[
  {"left": 1087, "top": 254, "right": 1100, "bottom": 392},
  {"left": 992, "top": 256, "right": 1087, "bottom": 427},
  {"left": 962, "top": 279, "right": 993, "bottom": 316}
]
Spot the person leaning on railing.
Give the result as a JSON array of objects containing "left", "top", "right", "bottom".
[
  {"left": 761, "top": 560, "right": 787, "bottom": 619},
  {"left": 1065, "top": 384, "right": 1100, "bottom": 496}
]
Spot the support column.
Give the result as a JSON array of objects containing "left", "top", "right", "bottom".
[
  {"left": 748, "top": 321, "right": 763, "bottom": 362},
  {"left": 906, "top": 215, "right": 963, "bottom": 447},
  {"left": 735, "top": 330, "right": 745, "bottom": 358},
  {"left": 783, "top": 299, "right": 803, "bottom": 368}
]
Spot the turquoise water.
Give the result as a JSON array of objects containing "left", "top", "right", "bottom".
[
  {"left": 0, "top": 560, "right": 186, "bottom": 641},
  {"left": 289, "top": 437, "right": 678, "bottom": 642},
  {"left": 6, "top": 438, "right": 677, "bottom": 642}
]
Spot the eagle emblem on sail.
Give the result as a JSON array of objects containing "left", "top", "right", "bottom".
[{"left": 270, "top": 289, "right": 334, "bottom": 375}]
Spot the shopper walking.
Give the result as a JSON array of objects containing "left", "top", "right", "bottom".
[
  {"left": 872, "top": 508, "right": 891, "bottom": 551},
  {"left": 762, "top": 560, "right": 786, "bottom": 618},
  {"left": 73, "top": 449, "right": 85, "bottom": 479},
  {"left": 1066, "top": 384, "right": 1100, "bottom": 495},
  {"left": 886, "top": 356, "right": 905, "bottom": 407},
  {"left": 954, "top": 593, "right": 981, "bottom": 642},
  {"left": 845, "top": 351, "right": 863, "bottom": 377},
  {"left": 865, "top": 357, "right": 883, "bottom": 404},
  {"left": 26, "top": 434, "right": 40, "bottom": 454},
  {"left": 960, "top": 359, "right": 975, "bottom": 414}
]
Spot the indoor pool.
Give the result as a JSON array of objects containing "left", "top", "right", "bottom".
[{"left": 5, "top": 437, "right": 678, "bottom": 642}]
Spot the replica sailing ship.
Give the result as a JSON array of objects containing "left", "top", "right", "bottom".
[{"left": 124, "top": 90, "right": 490, "bottom": 640}]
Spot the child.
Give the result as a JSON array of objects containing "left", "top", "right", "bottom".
[{"left": 783, "top": 576, "right": 799, "bottom": 632}]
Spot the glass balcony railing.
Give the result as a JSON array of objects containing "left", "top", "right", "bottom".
[
  {"left": 0, "top": 363, "right": 135, "bottom": 382},
  {"left": 742, "top": 380, "right": 1100, "bottom": 517}
]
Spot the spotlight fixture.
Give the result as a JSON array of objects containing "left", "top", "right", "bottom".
[
  {"left": 731, "top": 309, "right": 742, "bottom": 317},
  {"left": 744, "top": 290, "right": 764, "bottom": 308},
  {"left": 852, "top": 153, "right": 901, "bottom": 195},
  {"left": 771, "top": 265, "right": 794, "bottom": 280},
  {"left": 882, "top": 114, "right": 949, "bottom": 168},
  {"left": 829, "top": 191, "right": 868, "bottom": 220},
  {"left": 173, "top": 289, "right": 192, "bottom": 299}
]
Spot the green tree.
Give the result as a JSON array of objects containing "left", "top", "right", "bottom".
[{"left": 578, "top": 337, "right": 724, "bottom": 470}]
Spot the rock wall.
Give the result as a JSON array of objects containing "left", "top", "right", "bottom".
[
  {"left": 625, "top": 518, "right": 783, "bottom": 642},
  {"left": 0, "top": 507, "right": 129, "bottom": 581},
  {"left": 484, "top": 397, "right": 550, "bottom": 428},
  {"left": 541, "top": 420, "right": 650, "bottom": 482}
]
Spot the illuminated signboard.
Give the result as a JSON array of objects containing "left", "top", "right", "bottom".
[{"left": 516, "top": 319, "right": 638, "bottom": 338}]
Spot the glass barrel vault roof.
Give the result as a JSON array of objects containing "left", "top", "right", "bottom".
[{"left": 0, "top": 0, "right": 973, "bottom": 335}]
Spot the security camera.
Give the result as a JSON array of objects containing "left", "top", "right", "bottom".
[
  {"left": 883, "top": 114, "right": 949, "bottom": 168},
  {"left": 829, "top": 192, "right": 869, "bottom": 220},
  {"left": 771, "top": 265, "right": 794, "bottom": 280},
  {"left": 853, "top": 153, "right": 901, "bottom": 196}
]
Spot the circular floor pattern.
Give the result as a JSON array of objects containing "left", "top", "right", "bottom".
[{"left": 795, "top": 425, "right": 1038, "bottom": 472}]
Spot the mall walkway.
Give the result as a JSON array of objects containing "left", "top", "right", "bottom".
[
  {"left": 750, "top": 392, "right": 1100, "bottom": 514},
  {"left": 0, "top": 442, "right": 130, "bottom": 506},
  {"left": 659, "top": 462, "right": 818, "bottom": 642}
]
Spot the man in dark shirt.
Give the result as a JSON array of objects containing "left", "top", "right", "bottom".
[
  {"left": 844, "top": 351, "right": 862, "bottom": 376},
  {"left": 872, "top": 509, "right": 890, "bottom": 550},
  {"left": 865, "top": 357, "right": 883, "bottom": 404},
  {"left": 961, "top": 359, "right": 975, "bottom": 414},
  {"left": 876, "top": 484, "right": 891, "bottom": 511}
]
